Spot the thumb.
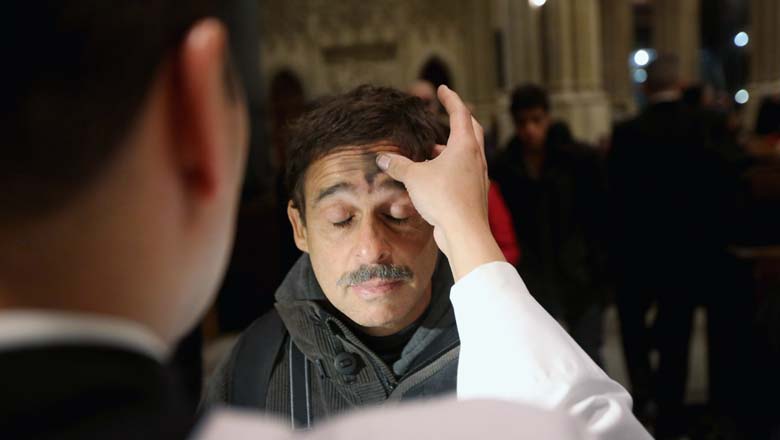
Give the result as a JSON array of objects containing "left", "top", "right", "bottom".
[{"left": 376, "top": 153, "right": 414, "bottom": 182}]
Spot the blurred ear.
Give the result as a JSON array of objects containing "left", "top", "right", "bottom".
[
  {"left": 171, "top": 18, "right": 236, "bottom": 201},
  {"left": 287, "top": 201, "right": 309, "bottom": 253}
]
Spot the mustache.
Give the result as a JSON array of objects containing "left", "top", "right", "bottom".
[{"left": 336, "top": 264, "right": 414, "bottom": 287}]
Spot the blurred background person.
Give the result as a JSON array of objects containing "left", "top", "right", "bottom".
[
  {"left": 608, "top": 54, "right": 750, "bottom": 439},
  {"left": 488, "top": 181, "right": 521, "bottom": 266},
  {"left": 490, "top": 84, "right": 608, "bottom": 366},
  {"left": 408, "top": 79, "right": 444, "bottom": 116},
  {"left": 1, "top": 1, "right": 260, "bottom": 437}
]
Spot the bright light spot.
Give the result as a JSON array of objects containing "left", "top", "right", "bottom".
[
  {"left": 734, "top": 89, "right": 749, "bottom": 104},
  {"left": 529, "top": 0, "right": 547, "bottom": 7},
  {"left": 633, "top": 49, "right": 650, "bottom": 67},
  {"left": 733, "top": 31, "right": 749, "bottom": 47},
  {"left": 634, "top": 68, "right": 648, "bottom": 83}
]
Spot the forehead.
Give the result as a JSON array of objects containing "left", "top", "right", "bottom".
[{"left": 304, "top": 144, "right": 405, "bottom": 199}]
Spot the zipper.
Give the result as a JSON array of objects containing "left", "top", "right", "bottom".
[{"left": 362, "top": 350, "right": 396, "bottom": 394}]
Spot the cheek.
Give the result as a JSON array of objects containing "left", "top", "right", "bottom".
[
  {"left": 390, "top": 226, "right": 438, "bottom": 270},
  {"left": 306, "top": 233, "right": 352, "bottom": 284},
  {"left": 394, "top": 221, "right": 435, "bottom": 249},
  {"left": 416, "top": 238, "right": 440, "bottom": 275}
]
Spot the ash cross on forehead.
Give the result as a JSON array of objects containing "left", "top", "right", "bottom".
[
  {"left": 314, "top": 152, "right": 407, "bottom": 205},
  {"left": 362, "top": 152, "right": 383, "bottom": 186}
]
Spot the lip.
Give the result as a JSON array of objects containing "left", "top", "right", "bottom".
[{"left": 351, "top": 280, "right": 404, "bottom": 300}]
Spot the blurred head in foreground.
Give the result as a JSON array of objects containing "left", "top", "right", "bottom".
[{"left": 0, "top": 1, "right": 259, "bottom": 346}]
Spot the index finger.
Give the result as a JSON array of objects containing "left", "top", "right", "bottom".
[{"left": 437, "top": 85, "right": 477, "bottom": 146}]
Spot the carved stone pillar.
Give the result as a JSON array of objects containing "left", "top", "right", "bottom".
[
  {"left": 600, "top": 0, "right": 636, "bottom": 120},
  {"left": 541, "top": 0, "right": 611, "bottom": 144},
  {"left": 652, "top": 0, "right": 700, "bottom": 84},
  {"left": 494, "top": 0, "right": 545, "bottom": 145},
  {"left": 542, "top": 0, "right": 576, "bottom": 93},
  {"left": 505, "top": 0, "right": 543, "bottom": 87},
  {"left": 460, "top": 0, "right": 498, "bottom": 125},
  {"left": 746, "top": 0, "right": 780, "bottom": 127}
]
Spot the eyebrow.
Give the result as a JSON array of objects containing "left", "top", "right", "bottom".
[
  {"left": 314, "top": 179, "right": 407, "bottom": 205},
  {"left": 315, "top": 182, "right": 355, "bottom": 204}
]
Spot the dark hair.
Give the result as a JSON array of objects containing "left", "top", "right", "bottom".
[
  {"left": 2, "top": 1, "right": 259, "bottom": 224},
  {"left": 509, "top": 84, "right": 550, "bottom": 120},
  {"left": 285, "top": 85, "right": 447, "bottom": 220}
]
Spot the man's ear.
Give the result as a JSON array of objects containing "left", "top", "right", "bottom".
[
  {"left": 172, "top": 18, "right": 234, "bottom": 200},
  {"left": 287, "top": 201, "right": 309, "bottom": 253}
]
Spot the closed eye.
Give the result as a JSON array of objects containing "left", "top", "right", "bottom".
[
  {"left": 333, "top": 216, "right": 354, "bottom": 228},
  {"left": 384, "top": 214, "right": 409, "bottom": 225}
]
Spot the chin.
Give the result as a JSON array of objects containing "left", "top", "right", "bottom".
[{"left": 353, "top": 305, "right": 407, "bottom": 329}]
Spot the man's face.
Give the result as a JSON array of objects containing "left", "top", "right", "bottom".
[
  {"left": 514, "top": 107, "right": 551, "bottom": 151},
  {"left": 288, "top": 144, "right": 439, "bottom": 336}
]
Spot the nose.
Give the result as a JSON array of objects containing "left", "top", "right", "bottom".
[{"left": 354, "top": 216, "right": 391, "bottom": 264}]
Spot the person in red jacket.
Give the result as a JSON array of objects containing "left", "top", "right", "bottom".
[{"left": 488, "top": 182, "right": 520, "bottom": 266}]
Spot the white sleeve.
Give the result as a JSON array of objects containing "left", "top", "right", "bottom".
[{"left": 451, "top": 261, "right": 652, "bottom": 439}]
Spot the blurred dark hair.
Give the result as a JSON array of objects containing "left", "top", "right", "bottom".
[
  {"left": 510, "top": 84, "right": 550, "bottom": 120},
  {"left": 285, "top": 85, "right": 447, "bottom": 221},
  {"left": 2, "top": 1, "right": 258, "bottom": 224}
]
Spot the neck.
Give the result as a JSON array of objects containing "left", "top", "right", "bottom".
[
  {"left": 522, "top": 147, "right": 545, "bottom": 178},
  {"left": 523, "top": 146, "right": 545, "bottom": 159},
  {"left": 0, "top": 194, "right": 167, "bottom": 345}
]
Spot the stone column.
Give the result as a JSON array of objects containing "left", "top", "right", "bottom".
[
  {"left": 542, "top": 0, "right": 576, "bottom": 93},
  {"left": 652, "top": 0, "right": 700, "bottom": 84},
  {"left": 505, "top": 0, "right": 543, "bottom": 87},
  {"left": 541, "top": 0, "right": 611, "bottom": 144},
  {"left": 600, "top": 0, "right": 636, "bottom": 121},
  {"left": 494, "top": 0, "right": 546, "bottom": 146},
  {"left": 746, "top": 0, "right": 780, "bottom": 128},
  {"left": 461, "top": 0, "right": 498, "bottom": 126},
  {"left": 571, "top": 0, "right": 603, "bottom": 92}
]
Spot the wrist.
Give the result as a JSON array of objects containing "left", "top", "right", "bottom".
[{"left": 440, "top": 217, "right": 506, "bottom": 281}]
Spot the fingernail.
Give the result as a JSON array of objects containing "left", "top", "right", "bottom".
[{"left": 376, "top": 154, "right": 390, "bottom": 170}]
